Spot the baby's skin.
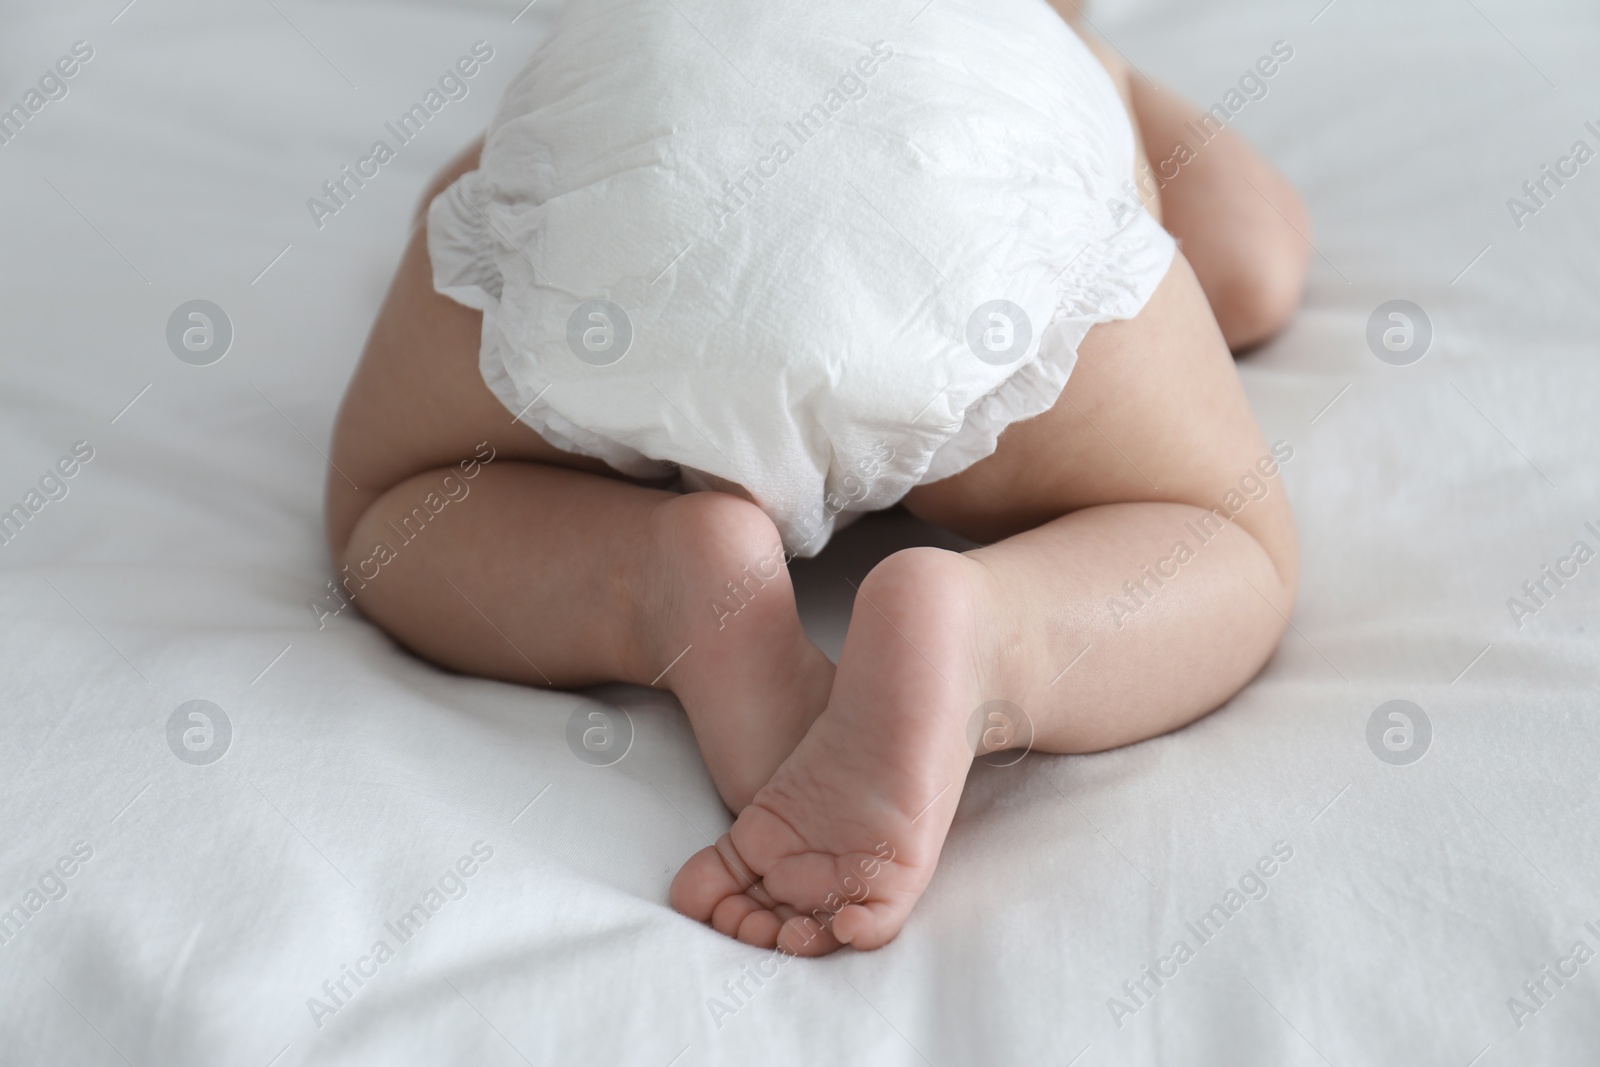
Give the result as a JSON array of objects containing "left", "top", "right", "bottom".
[{"left": 325, "top": 12, "right": 1308, "bottom": 955}]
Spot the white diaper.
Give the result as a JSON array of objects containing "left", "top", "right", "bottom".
[{"left": 428, "top": 0, "right": 1174, "bottom": 556}]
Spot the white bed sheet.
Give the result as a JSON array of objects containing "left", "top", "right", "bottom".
[{"left": 3, "top": 1, "right": 1599, "bottom": 1064}]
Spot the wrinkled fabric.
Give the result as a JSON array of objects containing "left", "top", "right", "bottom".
[{"left": 429, "top": 0, "right": 1174, "bottom": 554}]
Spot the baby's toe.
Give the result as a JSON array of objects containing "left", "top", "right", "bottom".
[
  {"left": 669, "top": 835, "right": 758, "bottom": 922},
  {"left": 710, "top": 894, "right": 763, "bottom": 937},
  {"left": 735, "top": 909, "right": 785, "bottom": 947},
  {"left": 777, "top": 912, "right": 843, "bottom": 957},
  {"left": 830, "top": 900, "right": 901, "bottom": 950}
]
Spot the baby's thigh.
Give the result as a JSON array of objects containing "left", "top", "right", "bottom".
[
  {"left": 325, "top": 142, "right": 644, "bottom": 555},
  {"left": 901, "top": 253, "right": 1296, "bottom": 576}
]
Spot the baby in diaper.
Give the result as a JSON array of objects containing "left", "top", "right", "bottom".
[{"left": 326, "top": 0, "right": 1308, "bottom": 954}]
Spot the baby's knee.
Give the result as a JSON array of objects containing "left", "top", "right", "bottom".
[
  {"left": 650, "top": 490, "right": 788, "bottom": 578},
  {"left": 1226, "top": 486, "right": 1300, "bottom": 609},
  {"left": 324, "top": 472, "right": 376, "bottom": 564},
  {"left": 1211, "top": 195, "right": 1311, "bottom": 352}
]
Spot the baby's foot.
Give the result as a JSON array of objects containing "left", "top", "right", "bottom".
[
  {"left": 636, "top": 491, "right": 835, "bottom": 811},
  {"left": 670, "top": 547, "right": 995, "bottom": 954}
]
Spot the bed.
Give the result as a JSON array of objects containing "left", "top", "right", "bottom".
[{"left": 4, "top": 0, "right": 1598, "bottom": 1063}]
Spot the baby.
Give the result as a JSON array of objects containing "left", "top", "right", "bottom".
[{"left": 326, "top": 0, "right": 1307, "bottom": 956}]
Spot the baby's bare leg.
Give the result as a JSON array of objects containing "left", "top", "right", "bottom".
[
  {"left": 907, "top": 253, "right": 1298, "bottom": 750},
  {"left": 326, "top": 148, "right": 833, "bottom": 811},
  {"left": 671, "top": 15, "right": 1309, "bottom": 952},
  {"left": 672, "top": 254, "right": 1297, "bottom": 954},
  {"left": 1058, "top": 4, "right": 1311, "bottom": 350},
  {"left": 1128, "top": 76, "right": 1310, "bottom": 351}
]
